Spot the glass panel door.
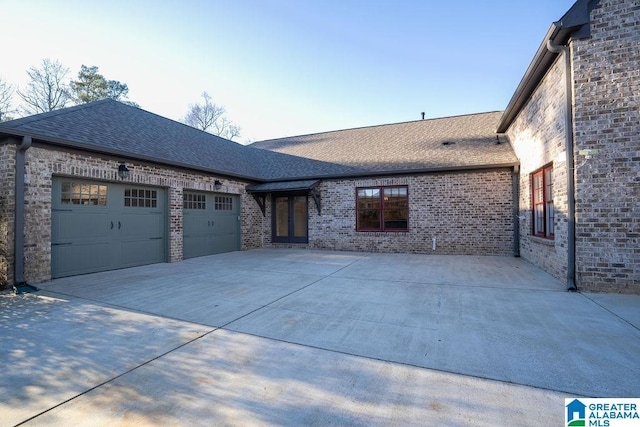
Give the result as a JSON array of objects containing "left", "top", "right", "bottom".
[{"left": 272, "top": 194, "right": 308, "bottom": 243}]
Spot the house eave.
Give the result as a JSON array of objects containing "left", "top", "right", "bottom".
[
  {"left": 0, "top": 128, "right": 263, "bottom": 183},
  {"left": 258, "top": 162, "right": 520, "bottom": 183},
  {"left": 496, "top": 0, "right": 600, "bottom": 134}
]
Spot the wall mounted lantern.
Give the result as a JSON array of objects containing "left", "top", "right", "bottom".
[
  {"left": 118, "top": 163, "right": 130, "bottom": 179},
  {"left": 214, "top": 179, "right": 223, "bottom": 190}
]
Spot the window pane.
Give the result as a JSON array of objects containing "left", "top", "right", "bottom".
[
  {"left": 359, "top": 210, "right": 380, "bottom": 229},
  {"left": 545, "top": 167, "right": 553, "bottom": 201},
  {"left": 357, "top": 187, "right": 382, "bottom": 230},
  {"left": 126, "top": 187, "right": 158, "bottom": 209},
  {"left": 275, "top": 197, "right": 288, "bottom": 237},
  {"left": 382, "top": 187, "right": 408, "bottom": 231},
  {"left": 534, "top": 204, "right": 544, "bottom": 234},
  {"left": 546, "top": 201, "right": 554, "bottom": 236},
  {"left": 531, "top": 167, "right": 553, "bottom": 238},
  {"left": 61, "top": 181, "right": 107, "bottom": 206},
  {"left": 293, "top": 196, "right": 307, "bottom": 237}
]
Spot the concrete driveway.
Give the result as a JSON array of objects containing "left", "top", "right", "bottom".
[{"left": 1, "top": 249, "right": 639, "bottom": 426}]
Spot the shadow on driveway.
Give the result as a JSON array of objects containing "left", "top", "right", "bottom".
[{"left": 3, "top": 249, "right": 639, "bottom": 425}]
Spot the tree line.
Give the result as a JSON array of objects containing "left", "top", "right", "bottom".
[{"left": 0, "top": 58, "right": 240, "bottom": 140}]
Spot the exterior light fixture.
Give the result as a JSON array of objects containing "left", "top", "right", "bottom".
[
  {"left": 118, "top": 163, "right": 130, "bottom": 179},
  {"left": 214, "top": 179, "right": 222, "bottom": 190}
]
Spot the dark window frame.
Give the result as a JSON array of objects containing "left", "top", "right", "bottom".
[
  {"left": 356, "top": 185, "right": 409, "bottom": 232},
  {"left": 531, "top": 164, "right": 554, "bottom": 239}
]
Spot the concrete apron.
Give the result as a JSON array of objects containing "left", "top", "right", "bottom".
[{"left": 2, "top": 249, "right": 639, "bottom": 426}]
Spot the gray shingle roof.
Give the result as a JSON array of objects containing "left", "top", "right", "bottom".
[
  {"left": 0, "top": 101, "right": 517, "bottom": 183},
  {"left": 0, "top": 99, "right": 361, "bottom": 181},
  {"left": 252, "top": 111, "right": 518, "bottom": 172}
]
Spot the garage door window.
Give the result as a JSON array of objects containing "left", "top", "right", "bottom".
[
  {"left": 214, "top": 196, "right": 233, "bottom": 211},
  {"left": 61, "top": 181, "right": 107, "bottom": 206},
  {"left": 124, "top": 188, "right": 157, "bottom": 208},
  {"left": 184, "top": 193, "right": 206, "bottom": 209}
]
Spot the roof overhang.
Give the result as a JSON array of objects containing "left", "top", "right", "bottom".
[
  {"left": 496, "top": 0, "right": 601, "bottom": 133},
  {"left": 0, "top": 127, "right": 262, "bottom": 183},
  {"left": 245, "top": 179, "right": 320, "bottom": 193},
  {"left": 246, "top": 179, "right": 322, "bottom": 216}
]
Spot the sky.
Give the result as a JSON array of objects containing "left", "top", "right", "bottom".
[{"left": 0, "top": 0, "right": 576, "bottom": 143}]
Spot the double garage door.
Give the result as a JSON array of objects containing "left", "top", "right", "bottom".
[{"left": 52, "top": 179, "right": 240, "bottom": 278}]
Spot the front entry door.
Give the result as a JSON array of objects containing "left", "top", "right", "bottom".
[{"left": 273, "top": 195, "right": 308, "bottom": 243}]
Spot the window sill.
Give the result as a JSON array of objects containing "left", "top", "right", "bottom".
[{"left": 529, "top": 235, "right": 555, "bottom": 246}]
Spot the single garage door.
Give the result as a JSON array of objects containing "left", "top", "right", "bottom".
[
  {"left": 51, "top": 178, "right": 166, "bottom": 278},
  {"left": 183, "top": 191, "right": 240, "bottom": 259}
]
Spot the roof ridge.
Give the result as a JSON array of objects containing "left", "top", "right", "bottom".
[{"left": 254, "top": 110, "right": 504, "bottom": 143}]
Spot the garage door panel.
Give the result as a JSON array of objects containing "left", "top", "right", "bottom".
[
  {"left": 183, "top": 212, "right": 209, "bottom": 236},
  {"left": 120, "top": 211, "right": 164, "bottom": 238},
  {"left": 52, "top": 211, "right": 111, "bottom": 241},
  {"left": 183, "top": 235, "right": 211, "bottom": 259},
  {"left": 210, "top": 234, "right": 237, "bottom": 254},
  {"left": 119, "top": 239, "right": 165, "bottom": 267},
  {"left": 52, "top": 242, "right": 111, "bottom": 277},
  {"left": 212, "top": 216, "right": 236, "bottom": 234}
]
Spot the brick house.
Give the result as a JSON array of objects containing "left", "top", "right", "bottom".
[
  {"left": 0, "top": 0, "right": 637, "bottom": 293},
  {"left": 253, "top": 0, "right": 640, "bottom": 294}
]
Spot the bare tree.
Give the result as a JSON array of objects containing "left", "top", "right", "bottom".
[
  {"left": 184, "top": 92, "right": 241, "bottom": 140},
  {"left": 18, "top": 58, "right": 71, "bottom": 114},
  {"left": 0, "top": 76, "right": 15, "bottom": 121}
]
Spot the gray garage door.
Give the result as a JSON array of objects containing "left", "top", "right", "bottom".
[
  {"left": 183, "top": 191, "right": 240, "bottom": 259},
  {"left": 51, "top": 178, "right": 166, "bottom": 278}
]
